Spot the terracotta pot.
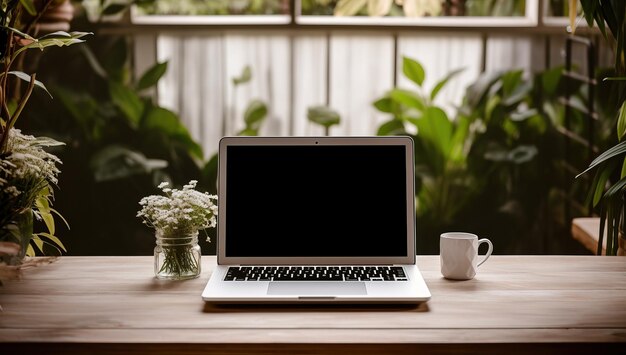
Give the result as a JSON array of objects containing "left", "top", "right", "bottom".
[{"left": 26, "top": 0, "right": 75, "bottom": 34}]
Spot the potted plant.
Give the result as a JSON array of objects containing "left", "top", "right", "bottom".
[
  {"left": 0, "top": 1, "right": 89, "bottom": 269},
  {"left": 575, "top": 0, "right": 626, "bottom": 255}
]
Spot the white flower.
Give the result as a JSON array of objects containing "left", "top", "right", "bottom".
[
  {"left": 0, "top": 128, "right": 64, "bottom": 236},
  {"left": 137, "top": 180, "right": 218, "bottom": 237},
  {"left": 3, "top": 186, "right": 21, "bottom": 197}
]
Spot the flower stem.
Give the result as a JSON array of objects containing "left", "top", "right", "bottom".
[{"left": 157, "top": 243, "right": 199, "bottom": 278}]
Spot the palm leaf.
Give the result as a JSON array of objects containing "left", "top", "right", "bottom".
[{"left": 576, "top": 140, "right": 626, "bottom": 178}]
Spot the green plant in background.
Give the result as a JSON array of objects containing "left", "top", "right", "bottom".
[
  {"left": 231, "top": 65, "right": 268, "bottom": 136},
  {"left": 307, "top": 105, "right": 340, "bottom": 135},
  {"left": 375, "top": 56, "right": 579, "bottom": 253},
  {"left": 0, "top": 1, "right": 90, "bottom": 263},
  {"left": 464, "top": 0, "right": 526, "bottom": 17},
  {"left": 461, "top": 68, "right": 571, "bottom": 247},
  {"left": 333, "top": 0, "right": 442, "bottom": 17},
  {"left": 301, "top": 0, "right": 338, "bottom": 15},
  {"left": 81, "top": 0, "right": 155, "bottom": 21},
  {"left": 135, "top": 0, "right": 288, "bottom": 16},
  {"left": 52, "top": 40, "right": 202, "bottom": 185},
  {"left": 574, "top": 0, "right": 626, "bottom": 255},
  {"left": 19, "top": 2, "right": 208, "bottom": 255},
  {"left": 302, "top": 0, "right": 525, "bottom": 17},
  {"left": 374, "top": 57, "right": 470, "bottom": 228}
]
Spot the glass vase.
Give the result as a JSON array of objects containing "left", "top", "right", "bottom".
[
  {"left": 0, "top": 207, "right": 32, "bottom": 265},
  {"left": 154, "top": 229, "right": 201, "bottom": 280}
]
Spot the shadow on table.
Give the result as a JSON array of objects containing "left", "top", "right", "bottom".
[{"left": 202, "top": 302, "right": 429, "bottom": 313}]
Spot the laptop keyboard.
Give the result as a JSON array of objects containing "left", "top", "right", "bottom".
[{"left": 224, "top": 266, "right": 407, "bottom": 281}]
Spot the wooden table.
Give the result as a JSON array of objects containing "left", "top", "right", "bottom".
[{"left": 1, "top": 256, "right": 626, "bottom": 354}]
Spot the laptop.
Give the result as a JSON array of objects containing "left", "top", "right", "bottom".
[{"left": 201, "top": 136, "right": 431, "bottom": 303}]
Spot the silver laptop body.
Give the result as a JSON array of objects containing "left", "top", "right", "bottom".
[{"left": 202, "top": 136, "right": 431, "bottom": 303}]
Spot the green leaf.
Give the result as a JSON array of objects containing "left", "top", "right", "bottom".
[
  {"left": 465, "top": 71, "right": 503, "bottom": 108},
  {"left": 415, "top": 107, "right": 452, "bottom": 157},
  {"left": 237, "top": 128, "right": 258, "bottom": 136},
  {"left": 5, "top": 26, "right": 35, "bottom": 41},
  {"left": 136, "top": 62, "right": 168, "bottom": 91},
  {"left": 142, "top": 106, "right": 204, "bottom": 159},
  {"left": 502, "top": 80, "right": 532, "bottom": 106},
  {"left": 430, "top": 68, "right": 464, "bottom": 101},
  {"left": 102, "top": 3, "right": 128, "bottom": 15},
  {"left": 485, "top": 95, "right": 501, "bottom": 121},
  {"left": 32, "top": 235, "right": 45, "bottom": 254},
  {"left": 232, "top": 66, "right": 252, "bottom": 86},
  {"left": 449, "top": 115, "right": 470, "bottom": 162},
  {"left": 334, "top": 0, "right": 367, "bottom": 16},
  {"left": 102, "top": 38, "right": 128, "bottom": 82},
  {"left": 403, "top": 57, "right": 425, "bottom": 87},
  {"left": 50, "top": 208, "right": 70, "bottom": 230},
  {"left": 35, "top": 195, "right": 55, "bottom": 236},
  {"left": 244, "top": 99, "right": 268, "bottom": 129},
  {"left": 15, "top": 31, "right": 92, "bottom": 58},
  {"left": 540, "top": 66, "right": 563, "bottom": 97},
  {"left": 580, "top": 0, "right": 598, "bottom": 27},
  {"left": 109, "top": 82, "right": 144, "bottom": 128},
  {"left": 37, "top": 232, "right": 67, "bottom": 253},
  {"left": 577, "top": 140, "right": 626, "bottom": 177},
  {"left": 501, "top": 70, "right": 523, "bottom": 98},
  {"left": 7, "top": 71, "right": 52, "bottom": 98},
  {"left": 390, "top": 89, "right": 425, "bottom": 111},
  {"left": 618, "top": 101, "right": 626, "bottom": 140},
  {"left": 52, "top": 86, "right": 99, "bottom": 130},
  {"left": 593, "top": 166, "right": 613, "bottom": 206},
  {"left": 373, "top": 97, "right": 393, "bottom": 113},
  {"left": 377, "top": 119, "right": 406, "bottom": 136},
  {"left": 19, "top": 0, "right": 36, "bottom": 15},
  {"left": 26, "top": 244, "right": 35, "bottom": 257},
  {"left": 604, "top": 175, "right": 626, "bottom": 198},
  {"left": 307, "top": 105, "right": 340, "bottom": 128},
  {"left": 142, "top": 106, "right": 185, "bottom": 133},
  {"left": 510, "top": 108, "right": 538, "bottom": 122},
  {"left": 31, "top": 234, "right": 62, "bottom": 256},
  {"left": 90, "top": 145, "right": 168, "bottom": 182},
  {"left": 39, "top": 31, "right": 92, "bottom": 40}
]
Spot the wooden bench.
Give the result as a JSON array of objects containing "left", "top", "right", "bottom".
[{"left": 571, "top": 217, "right": 605, "bottom": 255}]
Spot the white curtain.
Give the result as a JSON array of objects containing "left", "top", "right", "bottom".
[
  {"left": 292, "top": 34, "right": 327, "bottom": 136},
  {"left": 157, "top": 34, "right": 225, "bottom": 156},
  {"left": 329, "top": 33, "right": 394, "bottom": 135}
]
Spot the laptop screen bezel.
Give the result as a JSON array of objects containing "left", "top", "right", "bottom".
[{"left": 216, "top": 136, "right": 416, "bottom": 265}]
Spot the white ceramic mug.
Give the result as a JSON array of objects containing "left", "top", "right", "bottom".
[{"left": 440, "top": 232, "right": 493, "bottom": 280}]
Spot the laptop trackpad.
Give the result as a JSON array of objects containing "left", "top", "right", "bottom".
[{"left": 267, "top": 282, "right": 367, "bottom": 296}]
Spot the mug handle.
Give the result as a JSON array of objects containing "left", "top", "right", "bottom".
[{"left": 477, "top": 238, "right": 493, "bottom": 267}]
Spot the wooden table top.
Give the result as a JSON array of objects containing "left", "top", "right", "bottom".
[{"left": 1, "top": 255, "right": 626, "bottom": 354}]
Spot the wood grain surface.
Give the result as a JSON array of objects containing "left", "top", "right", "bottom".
[{"left": 1, "top": 256, "right": 625, "bottom": 354}]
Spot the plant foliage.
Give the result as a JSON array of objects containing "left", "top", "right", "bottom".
[
  {"left": 576, "top": 0, "right": 626, "bottom": 254},
  {"left": 374, "top": 56, "right": 569, "bottom": 253}
]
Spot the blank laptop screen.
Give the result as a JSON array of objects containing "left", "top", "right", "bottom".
[{"left": 224, "top": 145, "right": 409, "bottom": 257}]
